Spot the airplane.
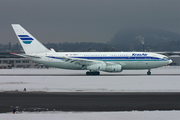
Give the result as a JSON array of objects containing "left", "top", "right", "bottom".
[{"left": 11, "top": 24, "right": 172, "bottom": 75}]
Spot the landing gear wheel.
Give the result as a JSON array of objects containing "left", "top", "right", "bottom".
[
  {"left": 97, "top": 72, "right": 100, "bottom": 75},
  {"left": 94, "top": 71, "right": 100, "bottom": 75},
  {"left": 86, "top": 72, "right": 90, "bottom": 75},
  {"left": 147, "top": 71, "right": 151, "bottom": 75},
  {"left": 86, "top": 71, "right": 100, "bottom": 75}
]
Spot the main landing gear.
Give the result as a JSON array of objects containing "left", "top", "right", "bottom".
[
  {"left": 147, "top": 70, "right": 151, "bottom": 75},
  {"left": 86, "top": 71, "right": 100, "bottom": 75}
]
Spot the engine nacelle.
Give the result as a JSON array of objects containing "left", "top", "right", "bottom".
[
  {"left": 86, "top": 64, "right": 122, "bottom": 72},
  {"left": 105, "top": 64, "right": 122, "bottom": 72}
]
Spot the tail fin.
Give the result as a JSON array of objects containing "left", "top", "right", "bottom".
[{"left": 11, "top": 24, "right": 50, "bottom": 54}]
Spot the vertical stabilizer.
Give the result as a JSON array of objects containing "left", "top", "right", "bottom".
[{"left": 11, "top": 24, "right": 50, "bottom": 54}]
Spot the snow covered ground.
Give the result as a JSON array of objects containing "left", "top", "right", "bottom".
[
  {"left": 0, "top": 66, "right": 180, "bottom": 119},
  {"left": 0, "top": 111, "right": 180, "bottom": 120},
  {"left": 0, "top": 66, "right": 180, "bottom": 75},
  {"left": 0, "top": 66, "right": 180, "bottom": 92},
  {"left": 0, "top": 75, "right": 180, "bottom": 92}
]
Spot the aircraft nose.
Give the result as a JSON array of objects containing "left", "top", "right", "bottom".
[{"left": 169, "top": 59, "right": 173, "bottom": 64}]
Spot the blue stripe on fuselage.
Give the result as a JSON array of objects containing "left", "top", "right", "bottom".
[
  {"left": 46, "top": 56, "right": 65, "bottom": 61},
  {"left": 72, "top": 56, "right": 163, "bottom": 60},
  {"left": 46, "top": 56, "right": 167, "bottom": 61}
]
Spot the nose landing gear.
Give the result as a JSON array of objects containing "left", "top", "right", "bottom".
[{"left": 147, "top": 70, "right": 151, "bottom": 75}]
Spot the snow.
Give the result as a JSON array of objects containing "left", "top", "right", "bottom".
[
  {"left": 0, "top": 76, "right": 180, "bottom": 92},
  {"left": 0, "top": 111, "right": 180, "bottom": 120},
  {"left": 0, "top": 66, "right": 180, "bottom": 92},
  {"left": 0, "top": 66, "right": 180, "bottom": 75},
  {"left": 0, "top": 66, "right": 179, "bottom": 119}
]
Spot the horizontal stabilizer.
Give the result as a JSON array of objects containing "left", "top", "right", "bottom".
[{"left": 11, "top": 53, "right": 41, "bottom": 58}]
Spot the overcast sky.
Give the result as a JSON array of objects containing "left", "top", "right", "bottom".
[{"left": 0, "top": 0, "right": 180, "bottom": 44}]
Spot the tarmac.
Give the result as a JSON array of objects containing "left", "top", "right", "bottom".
[{"left": 0, "top": 92, "right": 180, "bottom": 113}]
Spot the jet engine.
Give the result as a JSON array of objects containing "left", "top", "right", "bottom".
[{"left": 86, "top": 64, "right": 122, "bottom": 72}]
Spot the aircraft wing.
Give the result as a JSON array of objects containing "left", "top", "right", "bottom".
[
  {"left": 48, "top": 56, "right": 121, "bottom": 67},
  {"left": 64, "top": 57, "right": 101, "bottom": 66}
]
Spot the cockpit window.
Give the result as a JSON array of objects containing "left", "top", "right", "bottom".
[{"left": 163, "top": 57, "right": 170, "bottom": 60}]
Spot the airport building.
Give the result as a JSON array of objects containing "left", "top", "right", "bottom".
[
  {"left": 157, "top": 52, "right": 180, "bottom": 66},
  {"left": 169, "top": 56, "right": 180, "bottom": 66},
  {"left": 0, "top": 51, "right": 44, "bottom": 69},
  {"left": 0, "top": 58, "right": 36, "bottom": 68}
]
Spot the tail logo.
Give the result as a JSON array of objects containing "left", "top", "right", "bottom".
[{"left": 18, "top": 35, "right": 34, "bottom": 44}]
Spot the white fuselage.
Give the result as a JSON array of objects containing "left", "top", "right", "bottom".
[{"left": 29, "top": 52, "right": 172, "bottom": 71}]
